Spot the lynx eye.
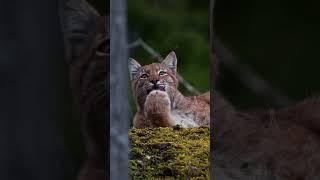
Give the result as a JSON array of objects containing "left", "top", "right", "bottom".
[
  {"left": 140, "top": 74, "right": 148, "bottom": 79},
  {"left": 159, "top": 71, "right": 167, "bottom": 76}
]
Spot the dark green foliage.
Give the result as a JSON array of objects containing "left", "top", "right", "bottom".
[
  {"left": 128, "top": 0, "right": 210, "bottom": 94},
  {"left": 214, "top": 0, "right": 320, "bottom": 108}
]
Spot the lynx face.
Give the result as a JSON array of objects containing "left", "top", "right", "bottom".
[{"left": 129, "top": 52, "right": 178, "bottom": 109}]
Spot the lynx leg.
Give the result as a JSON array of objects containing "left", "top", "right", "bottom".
[{"left": 144, "top": 90, "right": 175, "bottom": 127}]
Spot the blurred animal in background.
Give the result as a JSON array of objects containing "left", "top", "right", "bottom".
[
  {"left": 61, "top": 0, "right": 108, "bottom": 179},
  {"left": 212, "top": 47, "right": 320, "bottom": 180}
]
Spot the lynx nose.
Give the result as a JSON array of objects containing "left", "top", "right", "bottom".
[{"left": 150, "top": 80, "right": 159, "bottom": 85}]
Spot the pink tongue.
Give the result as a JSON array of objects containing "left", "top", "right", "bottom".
[{"left": 147, "top": 86, "right": 165, "bottom": 94}]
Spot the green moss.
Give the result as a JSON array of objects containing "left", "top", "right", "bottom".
[{"left": 129, "top": 126, "right": 210, "bottom": 179}]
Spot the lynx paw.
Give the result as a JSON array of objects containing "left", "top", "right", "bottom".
[{"left": 144, "top": 90, "right": 171, "bottom": 114}]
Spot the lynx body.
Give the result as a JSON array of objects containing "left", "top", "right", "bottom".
[{"left": 129, "top": 52, "right": 210, "bottom": 128}]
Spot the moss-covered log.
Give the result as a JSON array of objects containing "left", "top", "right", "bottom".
[{"left": 129, "top": 126, "right": 210, "bottom": 179}]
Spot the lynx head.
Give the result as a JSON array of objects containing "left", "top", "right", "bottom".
[{"left": 129, "top": 51, "right": 178, "bottom": 109}]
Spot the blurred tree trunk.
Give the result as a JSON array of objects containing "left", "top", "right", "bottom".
[
  {"left": 110, "top": 0, "right": 129, "bottom": 179},
  {"left": 0, "top": 1, "right": 73, "bottom": 180}
]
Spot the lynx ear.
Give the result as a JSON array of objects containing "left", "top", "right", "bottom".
[
  {"left": 128, "top": 58, "right": 141, "bottom": 80},
  {"left": 162, "top": 51, "right": 177, "bottom": 75}
]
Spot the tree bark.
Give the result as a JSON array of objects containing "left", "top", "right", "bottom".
[{"left": 110, "top": 0, "right": 129, "bottom": 179}]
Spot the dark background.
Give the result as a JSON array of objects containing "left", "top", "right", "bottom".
[
  {"left": 214, "top": 0, "right": 320, "bottom": 109},
  {"left": 0, "top": 1, "right": 74, "bottom": 180},
  {"left": 0, "top": 0, "right": 109, "bottom": 179},
  {"left": 88, "top": 0, "right": 108, "bottom": 13}
]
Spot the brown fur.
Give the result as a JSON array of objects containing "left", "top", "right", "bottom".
[
  {"left": 129, "top": 52, "right": 210, "bottom": 128},
  {"left": 212, "top": 93, "right": 320, "bottom": 180}
]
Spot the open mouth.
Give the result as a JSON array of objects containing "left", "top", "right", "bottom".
[{"left": 147, "top": 85, "right": 166, "bottom": 94}]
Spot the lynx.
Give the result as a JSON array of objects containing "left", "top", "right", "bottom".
[
  {"left": 129, "top": 51, "right": 210, "bottom": 128},
  {"left": 62, "top": 0, "right": 108, "bottom": 179},
  {"left": 211, "top": 28, "right": 320, "bottom": 179},
  {"left": 212, "top": 93, "right": 320, "bottom": 180}
]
